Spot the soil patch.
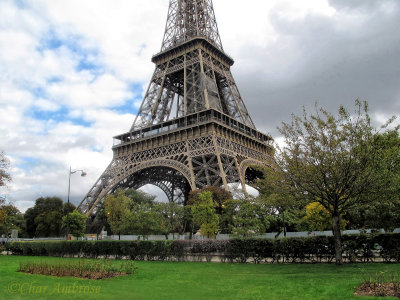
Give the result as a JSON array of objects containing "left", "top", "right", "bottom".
[
  {"left": 19, "top": 269, "right": 128, "bottom": 279},
  {"left": 355, "top": 282, "right": 400, "bottom": 298},
  {"left": 18, "top": 259, "right": 137, "bottom": 280}
]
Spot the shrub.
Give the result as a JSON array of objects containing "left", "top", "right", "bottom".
[
  {"left": 169, "top": 240, "right": 185, "bottom": 261},
  {"left": 376, "top": 233, "right": 400, "bottom": 262},
  {"left": 6, "top": 233, "right": 400, "bottom": 264}
]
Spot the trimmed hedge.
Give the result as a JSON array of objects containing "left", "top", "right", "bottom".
[{"left": 5, "top": 233, "right": 400, "bottom": 263}]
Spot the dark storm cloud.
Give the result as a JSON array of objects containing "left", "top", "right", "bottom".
[{"left": 234, "top": 0, "right": 400, "bottom": 137}]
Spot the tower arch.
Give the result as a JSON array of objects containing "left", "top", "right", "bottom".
[{"left": 78, "top": 1, "right": 274, "bottom": 215}]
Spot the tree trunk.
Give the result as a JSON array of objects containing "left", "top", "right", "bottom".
[
  {"left": 332, "top": 214, "right": 343, "bottom": 265},
  {"left": 282, "top": 211, "right": 287, "bottom": 237}
]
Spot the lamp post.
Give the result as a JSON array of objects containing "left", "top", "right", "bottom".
[{"left": 66, "top": 166, "right": 87, "bottom": 240}]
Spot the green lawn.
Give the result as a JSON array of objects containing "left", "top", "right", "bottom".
[{"left": 1, "top": 256, "right": 399, "bottom": 300}]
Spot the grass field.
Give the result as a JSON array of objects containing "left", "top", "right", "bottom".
[{"left": 1, "top": 256, "right": 400, "bottom": 300}]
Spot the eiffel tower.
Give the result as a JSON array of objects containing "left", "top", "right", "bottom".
[{"left": 78, "top": 0, "right": 273, "bottom": 215}]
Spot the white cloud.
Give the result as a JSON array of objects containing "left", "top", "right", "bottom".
[
  {"left": 34, "top": 98, "right": 60, "bottom": 112},
  {"left": 39, "top": 0, "right": 168, "bottom": 81},
  {"left": 47, "top": 73, "right": 133, "bottom": 109}
]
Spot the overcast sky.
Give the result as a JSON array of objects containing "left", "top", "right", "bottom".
[{"left": 1, "top": 0, "right": 399, "bottom": 212}]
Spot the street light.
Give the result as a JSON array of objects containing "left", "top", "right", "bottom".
[{"left": 66, "top": 166, "right": 87, "bottom": 240}]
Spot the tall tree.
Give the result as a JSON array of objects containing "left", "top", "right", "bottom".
[
  {"left": 153, "top": 202, "right": 184, "bottom": 239},
  {"left": 35, "top": 210, "right": 62, "bottom": 237},
  {"left": 0, "top": 206, "right": 7, "bottom": 232},
  {"left": 272, "top": 100, "right": 399, "bottom": 265},
  {"left": 188, "top": 186, "right": 231, "bottom": 214},
  {"left": 304, "top": 202, "right": 347, "bottom": 232},
  {"left": 126, "top": 202, "right": 160, "bottom": 239},
  {"left": 104, "top": 190, "right": 131, "bottom": 240},
  {"left": 344, "top": 131, "right": 400, "bottom": 231},
  {"left": 0, "top": 204, "right": 27, "bottom": 237},
  {"left": 230, "top": 198, "right": 265, "bottom": 238},
  {"left": 125, "top": 189, "right": 156, "bottom": 205},
  {"left": 191, "top": 191, "right": 219, "bottom": 238},
  {"left": 61, "top": 210, "right": 87, "bottom": 238},
  {"left": 255, "top": 166, "right": 304, "bottom": 236},
  {"left": 24, "top": 197, "right": 64, "bottom": 237},
  {"left": 188, "top": 186, "right": 231, "bottom": 235}
]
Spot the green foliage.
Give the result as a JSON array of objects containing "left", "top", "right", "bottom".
[
  {"left": 255, "top": 166, "right": 305, "bottom": 236},
  {"left": 188, "top": 186, "right": 232, "bottom": 214},
  {"left": 0, "top": 204, "right": 26, "bottom": 237},
  {"left": 230, "top": 198, "right": 264, "bottom": 238},
  {"left": 344, "top": 131, "right": 400, "bottom": 232},
  {"left": 125, "top": 189, "right": 156, "bottom": 205},
  {"left": 35, "top": 211, "right": 62, "bottom": 237},
  {"left": 5, "top": 233, "right": 400, "bottom": 264},
  {"left": 186, "top": 188, "right": 231, "bottom": 234},
  {"left": 304, "top": 202, "right": 332, "bottom": 231},
  {"left": 218, "top": 199, "right": 235, "bottom": 234},
  {"left": 102, "top": 189, "right": 185, "bottom": 238},
  {"left": 375, "top": 234, "right": 400, "bottom": 263},
  {"left": 268, "top": 100, "right": 399, "bottom": 264},
  {"left": 1, "top": 257, "right": 400, "bottom": 300},
  {"left": 61, "top": 210, "right": 88, "bottom": 237},
  {"left": 85, "top": 202, "right": 110, "bottom": 235},
  {"left": 304, "top": 202, "right": 347, "bottom": 231},
  {"left": 0, "top": 209, "right": 6, "bottom": 227},
  {"left": 191, "top": 191, "right": 219, "bottom": 238},
  {"left": 126, "top": 202, "right": 160, "bottom": 239},
  {"left": 24, "top": 197, "right": 65, "bottom": 237},
  {"left": 98, "top": 189, "right": 193, "bottom": 238},
  {"left": 152, "top": 202, "right": 184, "bottom": 238},
  {"left": 63, "top": 202, "right": 76, "bottom": 215},
  {"left": 104, "top": 190, "right": 131, "bottom": 239}
]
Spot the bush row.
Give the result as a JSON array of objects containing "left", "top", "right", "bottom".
[{"left": 5, "top": 233, "right": 400, "bottom": 263}]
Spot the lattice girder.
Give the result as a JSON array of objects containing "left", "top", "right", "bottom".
[
  {"left": 132, "top": 41, "right": 256, "bottom": 130},
  {"left": 79, "top": 0, "right": 274, "bottom": 216},
  {"left": 161, "top": 0, "right": 223, "bottom": 52},
  {"left": 79, "top": 111, "right": 273, "bottom": 215}
]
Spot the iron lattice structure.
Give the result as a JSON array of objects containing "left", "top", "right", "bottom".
[{"left": 78, "top": 0, "right": 273, "bottom": 215}]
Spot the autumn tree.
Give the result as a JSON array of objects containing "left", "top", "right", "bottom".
[
  {"left": 272, "top": 100, "right": 399, "bottom": 265},
  {"left": 304, "top": 202, "right": 347, "bottom": 232}
]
